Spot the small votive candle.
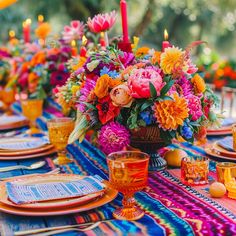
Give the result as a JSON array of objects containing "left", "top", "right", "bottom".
[
  {"left": 232, "top": 124, "right": 236, "bottom": 151},
  {"left": 181, "top": 156, "right": 209, "bottom": 186}
]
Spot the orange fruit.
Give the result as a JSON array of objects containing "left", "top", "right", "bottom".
[
  {"left": 164, "top": 149, "right": 188, "bottom": 167},
  {"left": 209, "top": 182, "right": 226, "bottom": 198}
]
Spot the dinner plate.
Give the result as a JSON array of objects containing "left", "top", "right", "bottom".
[
  {"left": 0, "top": 147, "right": 56, "bottom": 160},
  {"left": 0, "top": 174, "right": 106, "bottom": 209},
  {"left": 205, "top": 145, "right": 236, "bottom": 162},
  {"left": 212, "top": 142, "right": 236, "bottom": 158},
  {"left": 0, "top": 115, "right": 29, "bottom": 131},
  {"left": 207, "top": 129, "right": 232, "bottom": 136},
  {"left": 0, "top": 179, "right": 117, "bottom": 216},
  {"left": 0, "top": 144, "right": 54, "bottom": 157},
  {"left": 0, "top": 137, "right": 48, "bottom": 151}
]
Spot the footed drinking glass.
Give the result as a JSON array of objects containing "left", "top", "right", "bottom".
[
  {"left": 47, "top": 118, "right": 75, "bottom": 165},
  {"left": 107, "top": 151, "right": 149, "bottom": 220}
]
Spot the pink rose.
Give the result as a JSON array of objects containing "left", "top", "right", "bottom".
[{"left": 128, "top": 68, "right": 164, "bottom": 98}]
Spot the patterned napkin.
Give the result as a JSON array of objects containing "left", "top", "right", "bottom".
[
  {"left": 6, "top": 175, "right": 104, "bottom": 205},
  {"left": 217, "top": 137, "right": 235, "bottom": 152},
  {"left": 221, "top": 118, "right": 235, "bottom": 127},
  {"left": 0, "top": 137, "right": 48, "bottom": 150}
]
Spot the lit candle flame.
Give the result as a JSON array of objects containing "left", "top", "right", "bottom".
[
  {"left": 9, "top": 30, "right": 15, "bottom": 38},
  {"left": 71, "top": 40, "right": 76, "bottom": 47},
  {"left": 82, "top": 35, "right": 87, "bottom": 46},
  {"left": 25, "top": 18, "right": 32, "bottom": 25},
  {"left": 38, "top": 15, "right": 44, "bottom": 22},
  {"left": 164, "top": 29, "right": 168, "bottom": 41}
]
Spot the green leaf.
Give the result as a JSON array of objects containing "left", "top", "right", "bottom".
[
  {"left": 140, "top": 100, "right": 153, "bottom": 111},
  {"left": 160, "top": 80, "right": 175, "bottom": 96},
  {"left": 149, "top": 82, "right": 157, "bottom": 98},
  {"left": 81, "top": 102, "right": 96, "bottom": 110}
]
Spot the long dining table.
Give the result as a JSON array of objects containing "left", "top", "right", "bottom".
[{"left": 0, "top": 99, "right": 235, "bottom": 236}]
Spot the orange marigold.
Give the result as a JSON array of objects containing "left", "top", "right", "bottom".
[
  {"left": 191, "top": 74, "right": 206, "bottom": 94},
  {"left": 35, "top": 22, "right": 51, "bottom": 40},
  {"left": 135, "top": 47, "right": 150, "bottom": 57},
  {"left": 153, "top": 93, "right": 189, "bottom": 130},
  {"left": 151, "top": 51, "right": 161, "bottom": 65}
]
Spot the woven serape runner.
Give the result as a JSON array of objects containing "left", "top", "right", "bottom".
[{"left": 4, "top": 100, "right": 235, "bottom": 236}]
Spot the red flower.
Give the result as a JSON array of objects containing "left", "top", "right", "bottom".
[{"left": 96, "top": 96, "right": 120, "bottom": 124}]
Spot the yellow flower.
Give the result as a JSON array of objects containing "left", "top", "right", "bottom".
[
  {"left": 71, "top": 57, "right": 87, "bottom": 71},
  {"left": 153, "top": 93, "right": 189, "bottom": 130},
  {"left": 71, "top": 85, "right": 81, "bottom": 96},
  {"left": 160, "top": 47, "right": 184, "bottom": 74},
  {"left": 135, "top": 47, "right": 150, "bottom": 57},
  {"left": 131, "top": 36, "right": 139, "bottom": 50},
  {"left": 191, "top": 74, "right": 206, "bottom": 94}
]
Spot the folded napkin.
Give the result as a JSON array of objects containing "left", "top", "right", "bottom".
[
  {"left": 6, "top": 175, "right": 104, "bottom": 205},
  {"left": 217, "top": 137, "right": 235, "bottom": 152},
  {"left": 0, "top": 138, "right": 48, "bottom": 150}
]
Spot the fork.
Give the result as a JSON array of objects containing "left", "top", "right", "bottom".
[{"left": 14, "top": 222, "right": 100, "bottom": 236}]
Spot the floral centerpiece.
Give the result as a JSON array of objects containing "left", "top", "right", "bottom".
[{"left": 56, "top": 37, "right": 220, "bottom": 155}]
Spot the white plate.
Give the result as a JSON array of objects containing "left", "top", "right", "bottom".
[{"left": 0, "top": 115, "right": 26, "bottom": 125}]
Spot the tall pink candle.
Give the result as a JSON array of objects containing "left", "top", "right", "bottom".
[
  {"left": 162, "top": 29, "right": 171, "bottom": 52},
  {"left": 120, "top": 0, "right": 129, "bottom": 43}
]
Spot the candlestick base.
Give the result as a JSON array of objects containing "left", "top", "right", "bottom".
[{"left": 118, "top": 41, "right": 132, "bottom": 53}]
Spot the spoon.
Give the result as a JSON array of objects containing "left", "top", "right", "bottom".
[{"left": 0, "top": 161, "right": 46, "bottom": 173}]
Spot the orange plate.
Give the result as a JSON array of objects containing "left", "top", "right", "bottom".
[
  {"left": 0, "top": 119, "right": 29, "bottom": 131},
  {"left": 205, "top": 145, "right": 236, "bottom": 162},
  {"left": 0, "top": 144, "right": 54, "bottom": 157},
  {"left": 0, "top": 177, "right": 117, "bottom": 216},
  {"left": 212, "top": 142, "right": 236, "bottom": 158},
  {"left": 0, "top": 147, "right": 56, "bottom": 160},
  {"left": 0, "top": 174, "right": 108, "bottom": 209}
]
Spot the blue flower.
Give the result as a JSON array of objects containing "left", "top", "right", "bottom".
[
  {"left": 140, "top": 111, "right": 154, "bottom": 125},
  {"left": 100, "top": 66, "right": 119, "bottom": 78},
  {"left": 182, "top": 125, "right": 193, "bottom": 139},
  {"left": 100, "top": 66, "right": 110, "bottom": 76}
]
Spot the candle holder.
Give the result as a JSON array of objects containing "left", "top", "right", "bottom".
[
  {"left": 181, "top": 156, "right": 209, "bottom": 186},
  {"left": 118, "top": 41, "right": 132, "bottom": 53}
]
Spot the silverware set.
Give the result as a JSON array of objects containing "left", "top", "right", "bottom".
[{"left": 14, "top": 221, "right": 107, "bottom": 236}]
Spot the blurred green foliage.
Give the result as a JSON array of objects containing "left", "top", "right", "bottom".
[{"left": 0, "top": 0, "right": 236, "bottom": 57}]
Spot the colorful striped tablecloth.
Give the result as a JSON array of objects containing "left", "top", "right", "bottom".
[{"left": 0, "top": 100, "right": 235, "bottom": 236}]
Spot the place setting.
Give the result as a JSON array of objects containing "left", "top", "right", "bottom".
[{"left": 207, "top": 118, "right": 235, "bottom": 136}]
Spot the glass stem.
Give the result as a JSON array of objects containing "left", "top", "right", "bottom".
[
  {"left": 56, "top": 149, "right": 71, "bottom": 165},
  {"left": 122, "top": 194, "right": 136, "bottom": 209}
]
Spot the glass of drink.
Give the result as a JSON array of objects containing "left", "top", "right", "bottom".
[
  {"left": 232, "top": 124, "right": 236, "bottom": 151},
  {"left": 47, "top": 118, "right": 75, "bottom": 165},
  {"left": 107, "top": 151, "right": 149, "bottom": 220},
  {"left": 181, "top": 156, "right": 209, "bottom": 186},
  {"left": 21, "top": 99, "right": 43, "bottom": 135}
]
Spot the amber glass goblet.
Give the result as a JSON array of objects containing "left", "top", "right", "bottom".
[
  {"left": 21, "top": 99, "right": 43, "bottom": 135},
  {"left": 2, "top": 88, "right": 16, "bottom": 115},
  {"left": 107, "top": 151, "right": 149, "bottom": 220},
  {"left": 47, "top": 118, "right": 75, "bottom": 165}
]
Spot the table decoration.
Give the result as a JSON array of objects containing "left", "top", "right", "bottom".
[
  {"left": 47, "top": 117, "right": 75, "bottom": 165},
  {"left": 181, "top": 156, "right": 209, "bottom": 185},
  {"left": 107, "top": 151, "right": 149, "bottom": 220},
  {"left": 60, "top": 37, "right": 221, "bottom": 170}
]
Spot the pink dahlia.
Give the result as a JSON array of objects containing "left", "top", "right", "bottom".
[
  {"left": 87, "top": 11, "right": 117, "bottom": 33},
  {"left": 98, "top": 121, "right": 130, "bottom": 155},
  {"left": 62, "top": 21, "right": 85, "bottom": 43},
  {"left": 186, "top": 95, "right": 203, "bottom": 121},
  {"left": 176, "top": 76, "right": 193, "bottom": 97},
  {"left": 128, "top": 68, "right": 164, "bottom": 98}
]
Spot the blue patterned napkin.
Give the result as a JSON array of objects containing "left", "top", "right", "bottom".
[
  {"left": 6, "top": 175, "right": 104, "bottom": 205},
  {"left": 217, "top": 137, "right": 235, "bottom": 152}
]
